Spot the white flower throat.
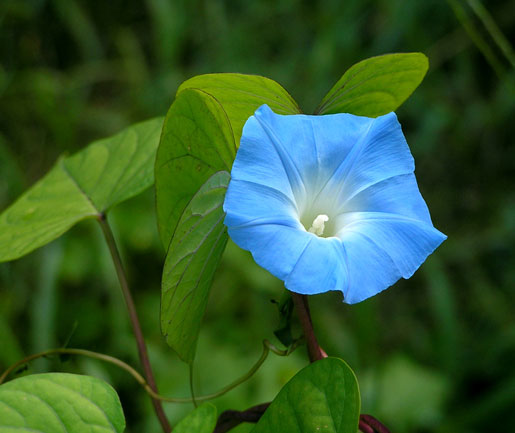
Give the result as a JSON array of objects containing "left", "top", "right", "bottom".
[{"left": 308, "top": 214, "right": 329, "bottom": 236}]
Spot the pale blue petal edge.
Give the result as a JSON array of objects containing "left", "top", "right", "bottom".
[
  {"left": 338, "top": 213, "right": 447, "bottom": 304},
  {"left": 228, "top": 224, "right": 310, "bottom": 281},
  {"left": 223, "top": 178, "right": 299, "bottom": 228},
  {"left": 231, "top": 105, "right": 376, "bottom": 211},
  {"left": 317, "top": 112, "right": 416, "bottom": 215},
  {"left": 285, "top": 235, "right": 347, "bottom": 295},
  {"left": 336, "top": 173, "right": 433, "bottom": 225}
]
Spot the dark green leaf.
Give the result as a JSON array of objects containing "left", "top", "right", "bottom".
[
  {"left": 155, "top": 88, "right": 236, "bottom": 249},
  {"left": 0, "top": 117, "right": 163, "bottom": 262},
  {"left": 161, "top": 171, "right": 229, "bottom": 363},
  {"left": 174, "top": 403, "right": 217, "bottom": 433},
  {"left": 315, "top": 53, "right": 429, "bottom": 116},
  {"left": 0, "top": 373, "right": 125, "bottom": 432},
  {"left": 178, "top": 73, "right": 301, "bottom": 146},
  {"left": 251, "top": 358, "right": 360, "bottom": 433}
]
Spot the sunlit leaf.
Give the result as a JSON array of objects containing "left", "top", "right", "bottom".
[
  {"left": 155, "top": 88, "right": 236, "bottom": 250},
  {"left": 63, "top": 119, "right": 163, "bottom": 211},
  {"left": 178, "top": 73, "right": 301, "bottom": 146},
  {"left": 174, "top": 403, "right": 217, "bottom": 433},
  {"left": 251, "top": 358, "right": 360, "bottom": 433},
  {"left": 315, "top": 53, "right": 428, "bottom": 116},
  {"left": 0, "top": 117, "right": 163, "bottom": 262},
  {"left": 0, "top": 373, "right": 125, "bottom": 433},
  {"left": 161, "top": 172, "right": 229, "bottom": 363}
]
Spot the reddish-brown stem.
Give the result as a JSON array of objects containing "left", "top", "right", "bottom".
[
  {"left": 98, "top": 215, "right": 171, "bottom": 433},
  {"left": 359, "top": 419, "right": 375, "bottom": 433},
  {"left": 291, "top": 293, "right": 327, "bottom": 362},
  {"left": 360, "top": 414, "right": 391, "bottom": 433},
  {"left": 212, "top": 294, "right": 391, "bottom": 433},
  {"left": 212, "top": 404, "right": 392, "bottom": 433},
  {"left": 214, "top": 402, "right": 270, "bottom": 433}
]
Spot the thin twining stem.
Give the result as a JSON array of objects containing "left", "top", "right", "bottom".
[
  {"left": 214, "top": 402, "right": 271, "bottom": 433},
  {"left": 97, "top": 214, "right": 170, "bottom": 433},
  {"left": 359, "top": 419, "right": 375, "bottom": 433},
  {"left": 213, "top": 404, "right": 392, "bottom": 433},
  {"left": 359, "top": 414, "right": 392, "bottom": 433},
  {"left": 0, "top": 341, "right": 293, "bottom": 403},
  {"left": 291, "top": 292, "right": 327, "bottom": 362}
]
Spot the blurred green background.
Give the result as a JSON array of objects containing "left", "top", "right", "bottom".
[{"left": 1, "top": 0, "right": 514, "bottom": 432}]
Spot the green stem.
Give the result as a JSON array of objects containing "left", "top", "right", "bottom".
[
  {"left": 197, "top": 340, "right": 280, "bottom": 401},
  {"left": 467, "top": 0, "right": 515, "bottom": 69},
  {"left": 0, "top": 341, "right": 290, "bottom": 403},
  {"left": 0, "top": 348, "right": 144, "bottom": 385},
  {"left": 97, "top": 214, "right": 171, "bottom": 432},
  {"left": 189, "top": 363, "right": 197, "bottom": 408}
]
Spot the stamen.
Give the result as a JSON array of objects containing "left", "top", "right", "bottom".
[{"left": 308, "top": 214, "right": 329, "bottom": 236}]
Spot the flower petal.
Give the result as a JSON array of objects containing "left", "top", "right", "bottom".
[
  {"left": 253, "top": 105, "right": 376, "bottom": 196},
  {"left": 230, "top": 105, "right": 309, "bottom": 206},
  {"left": 337, "top": 173, "right": 433, "bottom": 224},
  {"left": 338, "top": 231, "right": 400, "bottom": 304},
  {"left": 232, "top": 105, "right": 376, "bottom": 213},
  {"left": 337, "top": 212, "right": 447, "bottom": 303},
  {"left": 228, "top": 224, "right": 311, "bottom": 280},
  {"left": 317, "top": 112, "right": 415, "bottom": 208},
  {"left": 285, "top": 236, "right": 347, "bottom": 295},
  {"left": 223, "top": 178, "right": 299, "bottom": 228}
]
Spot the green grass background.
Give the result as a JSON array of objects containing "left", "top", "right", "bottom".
[{"left": 0, "top": 1, "right": 514, "bottom": 432}]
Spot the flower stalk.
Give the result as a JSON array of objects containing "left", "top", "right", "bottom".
[{"left": 291, "top": 292, "right": 327, "bottom": 362}]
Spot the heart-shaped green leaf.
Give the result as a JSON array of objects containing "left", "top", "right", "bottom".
[
  {"left": 177, "top": 73, "right": 301, "bottom": 146},
  {"left": 251, "top": 358, "right": 360, "bottom": 433},
  {"left": 174, "top": 403, "right": 217, "bottom": 433},
  {"left": 0, "top": 117, "right": 163, "bottom": 262},
  {"left": 161, "top": 171, "right": 229, "bottom": 363},
  {"left": 155, "top": 88, "right": 235, "bottom": 250},
  {"left": 315, "top": 53, "right": 428, "bottom": 116},
  {"left": 0, "top": 373, "right": 125, "bottom": 432}
]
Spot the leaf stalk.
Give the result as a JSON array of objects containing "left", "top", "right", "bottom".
[{"left": 97, "top": 214, "right": 171, "bottom": 433}]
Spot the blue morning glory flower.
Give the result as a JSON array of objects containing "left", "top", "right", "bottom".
[{"left": 223, "top": 105, "right": 446, "bottom": 304}]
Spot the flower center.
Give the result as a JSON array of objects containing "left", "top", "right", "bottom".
[{"left": 308, "top": 214, "right": 329, "bottom": 236}]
